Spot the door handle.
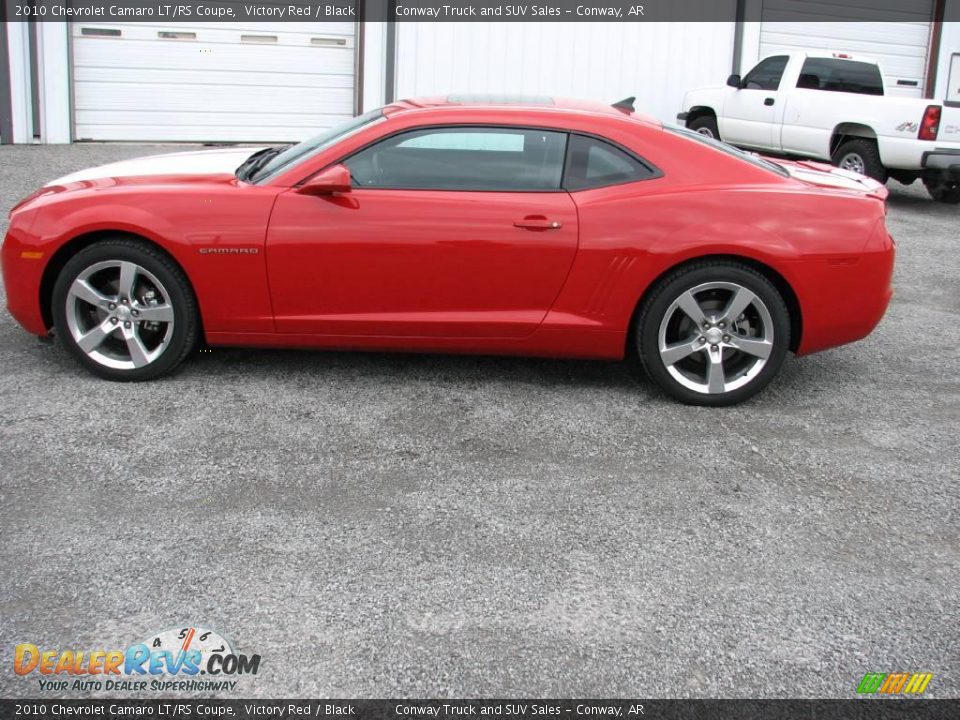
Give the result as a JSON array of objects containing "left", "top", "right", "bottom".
[
  {"left": 764, "top": 97, "right": 775, "bottom": 106},
  {"left": 514, "top": 217, "right": 563, "bottom": 230}
]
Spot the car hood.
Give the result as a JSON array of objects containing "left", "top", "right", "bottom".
[
  {"left": 775, "top": 158, "right": 888, "bottom": 198},
  {"left": 44, "top": 146, "right": 269, "bottom": 187}
]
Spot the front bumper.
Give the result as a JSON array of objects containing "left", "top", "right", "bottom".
[
  {"left": 2, "top": 226, "right": 50, "bottom": 337},
  {"left": 921, "top": 149, "right": 960, "bottom": 180},
  {"left": 676, "top": 112, "right": 688, "bottom": 124}
]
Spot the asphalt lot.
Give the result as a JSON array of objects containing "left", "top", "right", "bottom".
[{"left": 0, "top": 143, "right": 957, "bottom": 699}]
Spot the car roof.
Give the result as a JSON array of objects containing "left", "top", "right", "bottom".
[{"left": 382, "top": 95, "right": 663, "bottom": 127}]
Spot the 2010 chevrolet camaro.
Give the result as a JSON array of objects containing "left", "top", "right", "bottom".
[{"left": 2, "top": 95, "right": 894, "bottom": 405}]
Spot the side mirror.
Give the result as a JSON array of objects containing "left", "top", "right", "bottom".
[
  {"left": 298, "top": 164, "right": 352, "bottom": 195},
  {"left": 726, "top": 74, "right": 742, "bottom": 89}
]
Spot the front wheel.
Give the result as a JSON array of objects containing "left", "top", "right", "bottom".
[
  {"left": 688, "top": 115, "right": 720, "bottom": 140},
  {"left": 52, "top": 238, "right": 198, "bottom": 380},
  {"left": 636, "top": 263, "right": 791, "bottom": 406}
]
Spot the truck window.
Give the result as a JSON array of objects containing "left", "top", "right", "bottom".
[
  {"left": 796, "top": 58, "right": 884, "bottom": 96},
  {"left": 742, "top": 56, "right": 789, "bottom": 91}
]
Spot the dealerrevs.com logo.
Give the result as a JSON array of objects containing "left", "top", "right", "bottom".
[{"left": 14, "top": 626, "right": 261, "bottom": 693}]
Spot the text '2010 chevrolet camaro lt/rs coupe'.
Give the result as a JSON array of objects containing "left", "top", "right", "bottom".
[{"left": 2, "top": 95, "right": 894, "bottom": 405}]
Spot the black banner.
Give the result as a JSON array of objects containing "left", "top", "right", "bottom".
[
  {"left": 1, "top": 700, "right": 958, "bottom": 720},
  {"left": 4, "top": 0, "right": 960, "bottom": 23}
]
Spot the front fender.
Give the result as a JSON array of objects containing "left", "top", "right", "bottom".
[
  {"left": 24, "top": 184, "right": 279, "bottom": 334},
  {"left": 681, "top": 87, "right": 727, "bottom": 115},
  {"left": 35, "top": 203, "right": 184, "bottom": 258}
]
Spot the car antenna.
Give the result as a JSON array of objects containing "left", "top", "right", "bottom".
[{"left": 611, "top": 96, "right": 636, "bottom": 113}]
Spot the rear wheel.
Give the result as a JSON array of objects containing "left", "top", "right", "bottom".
[
  {"left": 688, "top": 115, "right": 720, "bottom": 140},
  {"left": 923, "top": 175, "right": 960, "bottom": 204},
  {"left": 636, "top": 262, "right": 790, "bottom": 406},
  {"left": 52, "top": 238, "right": 198, "bottom": 380},
  {"left": 832, "top": 139, "right": 887, "bottom": 183}
]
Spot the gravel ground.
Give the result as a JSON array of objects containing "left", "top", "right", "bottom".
[{"left": 0, "top": 144, "right": 957, "bottom": 699}]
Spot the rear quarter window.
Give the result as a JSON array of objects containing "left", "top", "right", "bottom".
[{"left": 563, "top": 135, "right": 659, "bottom": 190}]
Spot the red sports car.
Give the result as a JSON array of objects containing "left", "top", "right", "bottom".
[{"left": 2, "top": 95, "right": 894, "bottom": 405}]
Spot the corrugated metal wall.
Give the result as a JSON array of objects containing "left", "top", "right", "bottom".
[{"left": 394, "top": 21, "right": 738, "bottom": 125}]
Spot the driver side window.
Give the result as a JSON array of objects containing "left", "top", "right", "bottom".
[
  {"left": 344, "top": 126, "right": 568, "bottom": 191},
  {"left": 742, "top": 55, "right": 788, "bottom": 91}
]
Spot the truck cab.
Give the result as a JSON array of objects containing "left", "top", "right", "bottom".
[{"left": 679, "top": 51, "right": 960, "bottom": 203}]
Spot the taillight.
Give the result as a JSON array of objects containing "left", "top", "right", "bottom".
[{"left": 919, "top": 105, "right": 941, "bottom": 141}]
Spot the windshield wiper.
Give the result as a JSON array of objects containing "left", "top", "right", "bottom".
[
  {"left": 235, "top": 145, "right": 292, "bottom": 182},
  {"left": 235, "top": 148, "right": 273, "bottom": 181}
]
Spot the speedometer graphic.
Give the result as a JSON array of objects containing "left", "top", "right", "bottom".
[{"left": 139, "top": 626, "right": 235, "bottom": 674}]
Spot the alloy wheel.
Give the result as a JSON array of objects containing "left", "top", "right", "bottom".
[
  {"left": 64, "top": 260, "right": 176, "bottom": 370},
  {"left": 838, "top": 152, "right": 866, "bottom": 175},
  {"left": 657, "top": 281, "right": 774, "bottom": 395}
]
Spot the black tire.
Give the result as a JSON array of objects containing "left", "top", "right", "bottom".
[
  {"left": 688, "top": 115, "right": 721, "bottom": 141},
  {"left": 831, "top": 139, "right": 887, "bottom": 183},
  {"left": 923, "top": 176, "right": 960, "bottom": 204},
  {"left": 636, "top": 262, "right": 791, "bottom": 407},
  {"left": 51, "top": 238, "right": 198, "bottom": 381}
]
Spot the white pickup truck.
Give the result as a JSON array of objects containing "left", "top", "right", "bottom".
[{"left": 678, "top": 51, "right": 960, "bottom": 203}]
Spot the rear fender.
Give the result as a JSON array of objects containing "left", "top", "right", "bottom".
[{"left": 545, "top": 213, "right": 801, "bottom": 337}]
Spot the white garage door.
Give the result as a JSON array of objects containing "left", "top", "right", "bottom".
[
  {"left": 759, "top": 0, "right": 934, "bottom": 96},
  {"left": 71, "top": 21, "right": 356, "bottom": 142}
]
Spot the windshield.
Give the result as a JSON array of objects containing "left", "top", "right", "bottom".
[
  {"left": 248, "top": 108, "right": 385, "bottom": 183},
  {"left": 666, "top": 126, "right": 789, "bottom": 177}
]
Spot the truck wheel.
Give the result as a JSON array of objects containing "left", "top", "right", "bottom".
[
  {"left": 688, "top": 116, "right": 720, "bottom": 140},
  {"left": 832, "top": 140, "right": 887, "bottom": 183},
  {"left": 923, "top": 177, "right": 960, "bottom": 204}
]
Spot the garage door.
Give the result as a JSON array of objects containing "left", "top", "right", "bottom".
[
  {"left": 71, "top": 21, "right": 356, "bottom": 142},
  {"left": 759, "top": 0, "right": 934, "bottom": 96}
]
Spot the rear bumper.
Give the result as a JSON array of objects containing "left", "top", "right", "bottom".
[
  {"left": 921, "top": 149, "right": 960, "bottom": 179},
  {"left": 676, "top": 112, "right": 688, "bottom": 123},
  {"left": 795, "top": 223, "right": 895, "bottom": 357}
]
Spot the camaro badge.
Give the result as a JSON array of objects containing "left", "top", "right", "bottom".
[{"left": 199, "top": 247, "right": 259, "bottom": 255}]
